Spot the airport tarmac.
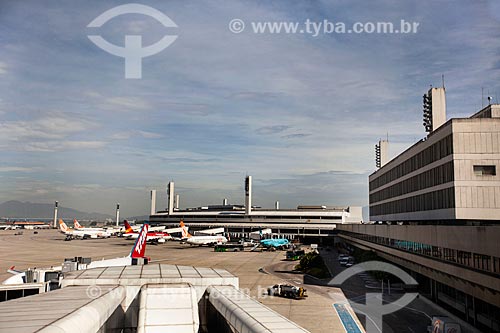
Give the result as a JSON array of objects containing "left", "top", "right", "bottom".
[{"left": 0, "top": 229, "right": 352, "bottom": 333}]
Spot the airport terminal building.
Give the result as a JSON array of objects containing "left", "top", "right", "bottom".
[
  {"left": 149, "top": 177, "right": 363, "bottom": 240},
  {"left": 339, "top": 91, "right": 500, "bottom": 332},
  {"left": 370, "top": 103, "right": 500, "bottom": 224}
]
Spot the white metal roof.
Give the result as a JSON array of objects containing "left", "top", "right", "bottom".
[{"left": 0, "top": 285, "right": 123, "bottom": 333}]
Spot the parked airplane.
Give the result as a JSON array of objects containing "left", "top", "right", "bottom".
[
  {"left": 121, "top": 221, "right": 183, "bottom": 237},
  {"left": 86, "top": 223, "right": 150, "bottom": 267},
  {"left": 180, "top": 221, "right": 227, "bottom": 246},
  {"left": 195, "top": 227, "right": 225, "bottom": 235},
  {"left": 120, "top": 221, "right": 166, "bottom": 232},
  {"left": 123, "top": 220, "right": 172, "bottom": 243},
  {"left": 73, "top": 219, "right": 104, "bottom": 231},
  {"left": 74, "top": 219, "right": 123, "bottom": 235},
  {"left": 59, "top": 219, "right": 111, "bottom": 239},
  {"left": 250, "top": 228, "right": 272, "bottom": 240},
  {"left": 260, "top": 238, "right": 290, "bottom": 249},
  {"left": 0, "top": 225, "right": 20, "bottom": 230},
  {"left": 3, "top": 224, "right": 151, "bottom": 285}
]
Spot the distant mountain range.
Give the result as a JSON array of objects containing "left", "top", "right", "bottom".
[
  {"left": 126, "top": 215, "right": 150, "bottom": 222},
  {"left": 0, "top": 200, "right": 114, "bottom": 220}
]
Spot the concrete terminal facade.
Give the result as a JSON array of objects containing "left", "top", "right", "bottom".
[
  {"left": 369, "top": 104, "right": 500, "bottom": 223},
  {"left": 338, "top": 98, "right": 500, "bottom": 332}
]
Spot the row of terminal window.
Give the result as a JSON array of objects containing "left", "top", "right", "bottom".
[
  {"left": 370, "top": 188, "right": 455, "bottom": 216},
  {"left": 370, "top": 135, "right": 453, "bottom": 191},
  {"left": 343, "top": 231, "right": 500, "bottom": 276},
  {"left": 370, "top": 161, "right": 454, "bottom": 204},
  {"left": 370, "top": 164, "right": 496, "bottom": 206}
]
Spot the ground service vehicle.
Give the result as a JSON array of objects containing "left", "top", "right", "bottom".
[
  {"left": 428, "top": 316, "right": 461, "bottom": 333},
  {"left": 214, "top": 244, "right": 244, "bottom": 252},
  {"left": 267, "top": 284, "right": 307, "bottom": 299},
  {"left": 339, "top": 258, "right": 349, "bottom": 266},
  {"left": 286, "top": 250, "right": 305, "bottom": 260}
]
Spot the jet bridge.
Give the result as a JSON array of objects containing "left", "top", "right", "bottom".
[{"left": 0, "top": 264, "right": 312, "bottom": 333}]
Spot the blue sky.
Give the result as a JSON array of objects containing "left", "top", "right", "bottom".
[{"left": 1, "top": 0, "right": 499, "bottom": 217}]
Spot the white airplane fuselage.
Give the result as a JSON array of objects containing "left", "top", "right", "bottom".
[
  {"left": 184, "top": 235, "right": 228, "bottom": 246},
  {"left": 69, "top": 229, "right": 111, "bottom": 238}
]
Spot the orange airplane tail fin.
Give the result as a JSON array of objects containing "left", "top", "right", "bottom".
[{"left": 123, "top": 220, "right": 134, "bottom": 234}]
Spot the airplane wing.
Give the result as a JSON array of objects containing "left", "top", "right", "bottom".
[
  {"left": 196, "top": 227, "right": 225, "bottom": 235},
  {"left": 7, "top": 266, "right": 22, "bottom": 275},
  {"left": 164, "top": 227, "right": 186, "bottom": 234},
  {"left": 149, "top": 226, "right": 166, "bottom": 232}
]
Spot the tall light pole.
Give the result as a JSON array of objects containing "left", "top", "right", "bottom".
[
  {"left": 150, "top": 190, "right": 157, "bottom": 216},
  {"left": 168, "top": 182, "right": 174, "bottom": 216},
  {"left": 245, "top": 176, "right": 252, "bottom": 215},
  {"left": 53, "top": 201, "right": 58, "bottom": 228},
  {"left": 116, "top": 203, "right": 120, "bottom": 227}
]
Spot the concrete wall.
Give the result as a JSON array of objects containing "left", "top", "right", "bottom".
[
  {"left": 430, "top": 87, "right": 447, "bottom": 131},
  {"left": 452, "top": 119, "right": 500, "bottom": 220},
  {"left": 369, "top": 115, "right": 500, "bottom": 222}
]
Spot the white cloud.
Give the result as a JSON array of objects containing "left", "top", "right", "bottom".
[
  {"left": 137, "top": 130, "right": 164, "bottom": 139},
  {"left": 110, "top": 132, "right": 132, "bottom": 140},
  {"left": 110, "top": 130, "right": 164, "bottom": 140},
  {"left": 24, "top": 140, "right": 106, "bottom": 152},
  {"left": 0, "top": 62, "right": 7, "bottom": 74},
  {"left": 0, "top": 166, "right": 37, "bottom": 172},
  {"left": 104, "top": 97, "right": 151, "bottom": 111},
  {"left": 0, "top": 113, "right": 102, "bottom": 152},
  {"left": 0, "top": 114, "right": 95, "bottom": 139}
]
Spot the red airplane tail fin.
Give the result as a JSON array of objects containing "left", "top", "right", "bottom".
[{"left": 131, "top": 223, "right": 149, "bottom": 258}]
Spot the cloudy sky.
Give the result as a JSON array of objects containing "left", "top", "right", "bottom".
[{"left": 1, "top": 0, "right": 499, "bottom": 217}]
